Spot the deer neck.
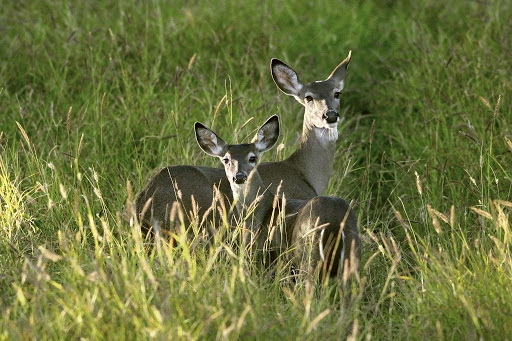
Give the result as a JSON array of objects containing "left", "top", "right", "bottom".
[
  {"left": 232, "top": 171, "right": 274, "bottom": 229},
  {"left": 287, "top": 123, "right": 338, "bottom": 196}
]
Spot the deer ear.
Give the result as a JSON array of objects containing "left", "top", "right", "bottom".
[
  {"left": 270, "top": 59, "right": 303, "bottom": 97},
  {"left": 326, "top": 50, "right": 351, "bottom": 90},
  {"left": 254, "top": 115, "right": 280, "bottom": 152},
  {"left": 195, "top": 122, "right": 227, "bottom": 157}
]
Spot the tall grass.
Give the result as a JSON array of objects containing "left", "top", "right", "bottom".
[{"left": 1, "top": 0, "right": 511, "bottom": 339}]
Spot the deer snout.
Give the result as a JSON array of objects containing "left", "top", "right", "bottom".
[
  {"left": 324, "top": 110, "right": 339, "bottom": 124},
  {"left": 234, "top": 172, "right": 247, "bottom": 184}
]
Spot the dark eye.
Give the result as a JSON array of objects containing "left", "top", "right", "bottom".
[
  {"left": 249, "top": 156, "right": 257, "bottom": 163},
  {"left": 222, "top": 158, "right": 230, "bottom": 164},
  {"left": 305, "top": 96, "right": 313, "bottom": 103},
  {"left": 334, "top": 92, "right": 340, "bottom": 99}
]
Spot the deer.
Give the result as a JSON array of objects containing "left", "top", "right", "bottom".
[
  {"left": 132, "top": 51, "right": 352, "bottom": 242},
  {"left": 195, "top": 115, "right": 360, "bottom": 285},
  {"left": 194, "top": 115, "right": 281, "bottom": 256}
]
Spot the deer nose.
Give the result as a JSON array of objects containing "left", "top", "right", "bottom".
[
  {"left": 234, "top": 172, "right": 247, "bottom": 184},
  {"left": 324, "top": 110, "right": 339, "bottom": 124}
]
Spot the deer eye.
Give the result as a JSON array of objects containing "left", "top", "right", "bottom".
[
  {"left": 305, "top": 95, "right": 313, "bottom": 103},
  {"left": 249, "top": 156, "right": 257, "bottom": 163},
  {"left": 334, "top": 92, "right": 340, "bottom": 99},
  {"left": 222, "top": 158, "right": 230, "bottom": 164}
]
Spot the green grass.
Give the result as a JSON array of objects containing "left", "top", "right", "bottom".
[{"left": 1, "top": 0, "right": 511, "bottom": 339}]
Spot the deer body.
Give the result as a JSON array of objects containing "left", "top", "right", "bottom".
[
  {"left": 134, "top": 52, "right": 351, "bottom": 237},
  {"left": 287, "top": 196, "right": 360, "bottom": 283},
  {"left": 134, "top": 165, "right": 230, "bottom": 236}
]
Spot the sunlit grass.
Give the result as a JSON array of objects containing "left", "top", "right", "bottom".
[{"left": 1, "top": 0, "right": 511, "bottom": 339}]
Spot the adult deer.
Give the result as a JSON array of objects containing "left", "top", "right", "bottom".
[
  {"left": 133, "top": 51, "right": 352, "bottom": 237},
  {"left": 195, "top": 115, "right": 360, "bottom": 284}
]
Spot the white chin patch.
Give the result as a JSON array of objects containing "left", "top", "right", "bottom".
[{"left": 327, "top": 121, "right": 338, "bottom": 129}]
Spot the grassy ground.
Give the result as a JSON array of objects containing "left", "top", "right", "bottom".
[{"left": 1, "top": 0, "right": 511, "bottom": 339}]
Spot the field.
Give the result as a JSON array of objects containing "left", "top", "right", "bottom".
[{"left": 1, "top": 0, "right": 511, "bottom": 339}]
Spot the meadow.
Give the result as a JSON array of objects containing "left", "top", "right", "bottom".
[{"left": 1, "top": 0, "right": 511, "bottom": 339}]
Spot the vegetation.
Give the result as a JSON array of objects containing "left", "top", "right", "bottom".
[{"left": 1, "top": 0, "right": 511, "bottom": 339}]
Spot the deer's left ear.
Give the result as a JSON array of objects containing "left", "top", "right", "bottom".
[
  {"left": 270, "top": 58, "right": 304, "bottom": 98},
  {"left": 195, "top": 122, "right": 227, "bottom": 157}
]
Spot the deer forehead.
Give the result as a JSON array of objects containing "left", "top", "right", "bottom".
[
  {"left": 224, "top": 144, "right": 259, "bottom": 162},
  {"left": 301, "top": 80, "right": 342, "bottom": 98}
]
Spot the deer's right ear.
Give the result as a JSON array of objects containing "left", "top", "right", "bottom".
[
  {"left": 270, "top": 59, "right": 303, "bottom": 97},
  {"left": 195, "top": 122, "right": 227, "bottom": 157},
  {"left": 254, "top": 115, "right": 280, "bottom": 152}
]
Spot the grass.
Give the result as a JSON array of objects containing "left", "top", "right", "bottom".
[{"left": 1, "top": 0, "right": 511, "bottom": 339}]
